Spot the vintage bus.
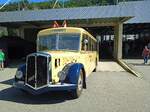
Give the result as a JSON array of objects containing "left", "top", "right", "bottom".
[{"left": 13, "top": 27, "right": 98, "bottom": 98}]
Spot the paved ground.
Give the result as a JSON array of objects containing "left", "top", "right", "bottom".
[
  {"left": 97, "top": 61, "right": 125, "bottom": 72},
  {"left": 124, "top": 59, "right": 150, "bottom": 81},
  {"left": 0, "top": 61, "right": 150, "bottom": 112}
]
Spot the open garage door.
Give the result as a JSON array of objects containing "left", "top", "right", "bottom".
[
  {"left": 0, "top": 36, "right": 36, "bottom": 66},
  {"left": 85, "top": 26, "right": 115, "bottom": 60}
]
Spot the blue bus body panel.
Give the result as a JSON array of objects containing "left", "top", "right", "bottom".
[
  {"left": 18, "top": 64, "right": 26, "bottom": 75},
  {"left": 66, "top": 63, "right": 84, "bottom": 84},
  {"left": 14, "top": 63, "right": 84, "bottom": 95}
]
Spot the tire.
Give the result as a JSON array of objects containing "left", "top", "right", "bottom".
[
  {"left": 93, "top": 59, "right": 98, "bottom": 72},
  {"left": 71, "top": 70, "right": 83, "bottom": 98},
  {"left": 93, "top": 68, "right": 97, "bottom": 72}
]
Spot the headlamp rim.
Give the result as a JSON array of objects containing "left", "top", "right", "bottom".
[{"left": 15, "top": 70, "right": 23, "bottom": 79}]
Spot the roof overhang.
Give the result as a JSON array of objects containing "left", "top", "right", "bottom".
[
  {"left": 0, "top": 17, "right": 132, "bottom": 28},
  {"left": 0, "top": 5, "right": 133, "bottom": 28}
]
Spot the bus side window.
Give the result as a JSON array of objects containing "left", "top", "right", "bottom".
[
  {"left": 93, "top": 41, "right": 95, "bottom": 51},
  {"left": 82, "top": 33, "right": 97, "bottom": 51},
  {"left": 91, "top": 40, "right": 94, "bottom": 51},
  {"left": 94, "top": 41, "right": 97, "bottom": 51},
  {"left": 88, "top": 36, "right": 92, "bottom": 51},
  {"left": 88, "top": 36, "right": 90, "bottom": 51}
]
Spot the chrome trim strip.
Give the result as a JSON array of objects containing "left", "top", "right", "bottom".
[
  {"left": 47, "top": 55, "right": 50, "bottom": 84},
  {"left": 25, "top": 57, "right": 28, "bottom": 85},
  {"left": 25, "top": 54, "right": 36, "bottom": 88},
  {"left": 35, "top": 55, "right": 37, "bottom": 88},
  {"left": 26, "top": 83, "right": 48, "bottom": 90}
]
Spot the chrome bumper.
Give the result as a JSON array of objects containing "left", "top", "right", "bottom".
[{"left": 13, "top": 81, "right": 77, "bottom": 95}]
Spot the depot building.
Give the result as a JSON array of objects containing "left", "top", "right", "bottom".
[{"left": 0, "top": 0, "right": 150, "bottom": 65}]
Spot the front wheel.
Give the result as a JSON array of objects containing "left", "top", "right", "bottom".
[{"left": 71, "top": 70, "right": 83, "bottom": 98}]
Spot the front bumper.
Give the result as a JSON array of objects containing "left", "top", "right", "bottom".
[{"left": 13, "top": 81, "right": 77, "bottom": 95}]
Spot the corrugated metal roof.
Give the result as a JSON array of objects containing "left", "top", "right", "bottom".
[
  {"left": 122, "top": 1, "right": 150, "bottom": 23},
  {"left": 0, "top": 3, "right": 132, "bottom": 23},
  {"left": 0, "top": 0, "right": 149, "bottom": 24}
]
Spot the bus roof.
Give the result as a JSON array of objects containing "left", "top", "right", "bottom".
[{"left": 38, "top": 27, "right": 96, "bottom": 41}]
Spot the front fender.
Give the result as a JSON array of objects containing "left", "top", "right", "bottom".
[
  {"left": 15, "top": 64, "right": 26, "bottom": 81},
  {"left": 17, "top": 64, "right": 26, "bottom": 75},
  {"left": 65, "top": 63, "right": 85, "bottom": 84}
]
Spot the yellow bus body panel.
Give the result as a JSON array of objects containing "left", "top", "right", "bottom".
[{"left": 38, "top": 27, "right": 98, "bottom": 83}]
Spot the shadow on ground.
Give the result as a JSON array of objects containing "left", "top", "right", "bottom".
[
  {"left": 0, "top": 79, "right": 75, "bottom": 104},
  {"left": 0, "top": 78, "right": 13, "bottom": 85}
]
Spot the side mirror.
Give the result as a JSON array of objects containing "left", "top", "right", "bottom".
[
  {"left": 83, "top": 39, "right": 88, "bottom": 51},
  {"left": 83, "top": 39, "right": 88, "bottom": 45}
]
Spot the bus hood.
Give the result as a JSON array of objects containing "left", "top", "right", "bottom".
[{"left": 45, "top": 51, "right": 80, "bottom": 58}]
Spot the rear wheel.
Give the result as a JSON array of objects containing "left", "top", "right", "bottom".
[
  {"left": 93, "top": 59, "right": 98, "bottom": 72},
  {"left": 72, "top": 70, "right": 83, "bottom": 98}
]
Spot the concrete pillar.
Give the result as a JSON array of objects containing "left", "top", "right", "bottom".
[{"left": 113, "top": 23, "right": 123, "bottom": 59}]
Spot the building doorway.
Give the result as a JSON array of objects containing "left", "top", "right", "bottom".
[{"left": 86, "top": 26, "right": 115, "bottom": 60}]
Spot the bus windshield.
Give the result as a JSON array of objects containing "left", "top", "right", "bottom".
[{"left": 38, "top": 33, "right": 80, "bottom": 51}]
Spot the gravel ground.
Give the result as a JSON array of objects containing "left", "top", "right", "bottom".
[{"left": 0, "top": 64, "right": 150, "bottom": 112}]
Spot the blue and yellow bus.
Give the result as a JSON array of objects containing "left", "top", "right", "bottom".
[{"left": 14, "top": 27, "right": 98, "bottom": 98}]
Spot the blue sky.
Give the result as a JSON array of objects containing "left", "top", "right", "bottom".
[
  {"left": 0, "top": 0, "right": 48, "bottom": 4},
  {"left": 0, "top": 0, "right": 67, "bottom": 4}
]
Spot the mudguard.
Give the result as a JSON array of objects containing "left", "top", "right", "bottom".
[
  {"left": 64, "top": 63, "right": 85, "bottom": 85},
  {"left": 17, "top": 64, "right": 26, "bottom": 75},
  {"left": 15, "top": 64, "right": 26, "bottom": 81}
]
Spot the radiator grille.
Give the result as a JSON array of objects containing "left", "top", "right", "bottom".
[{"left": 26, "top": 54, "right": 50, "bottom": 88}]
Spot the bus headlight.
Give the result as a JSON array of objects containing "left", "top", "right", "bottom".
[
  {"left": 58, "top": 71, "right": 67, "bottom": 82},
  {"left": 58, "top": 64, "right": 72, "bottom": 82},
  {"left": 15, "top": 71, "right": 23, "bottom": 79}
]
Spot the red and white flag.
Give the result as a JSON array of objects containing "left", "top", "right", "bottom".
[
  {"left": 62, "top": 20, "right": 67, "bottom": 27},
  {"left": 53, "top": 21, "right": 59, "bottom": 28}
]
